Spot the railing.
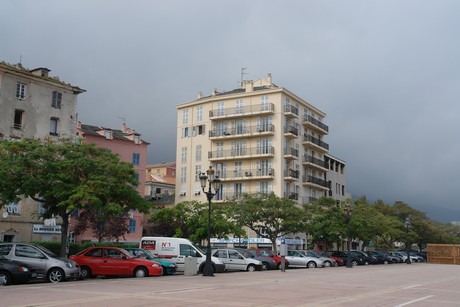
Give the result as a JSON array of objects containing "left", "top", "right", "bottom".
[
  {"left": 284, "top": 125, "right": 299, "bottom": 136},
  {"left": 303, "top": 134, "right": 329, "bottom": 150},
  {"left": 284, "top": 192, "right": 299, "bottom": 200},
  {"left": 303, "top": 114, "right": 329, "bottom": 133},
  {"left": 209, "top": 146, "right": 275, "bottom": 159},
  {"left": 209, "top": 103, "right": 275, "bottom": 118},
  {"left": 302, "top": 196, "right": 319, "bottom": 204},
  {"left": 209, "top": 124, "right": 274, "bottom": 138},
  {"left": 284, "top": 147, "right": 299, "bottom": 158},
  {"left": 302, "top": 175, "right": 329, "bottom": 188},
  {"left": 284, "top": 169, "right": 299, "bottom": 179},
  {"left": 284, "top": 104, "right": 299, "bottom": 116},
  {"left": 214, "top": 192, "right": 272, "bottom": 202},
  {"left": 216, "top": 168, "right": 274, "bottom": 180},
  {"left": 303, "top": 155, "right": 328, "bottom": 169}
]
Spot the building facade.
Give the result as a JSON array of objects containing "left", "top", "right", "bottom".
[
  {"left": 74, "top": 122, "right": 149, "bottom": 243},
  {"left": 325, "top": 154, "right": 351, "bottom": 201},
  {"left": 0, "top": 61, "right": 85, "bottom": 243},
  {"left": 145, "top": 162, "right": 176, "bottom": 200}
]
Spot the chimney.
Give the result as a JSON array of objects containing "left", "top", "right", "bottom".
[
  {"left": 197, "top": 92, "right": 203, "bottom": 99},
  {"left": 212, "top": 88, "right": 218, "bottom": 96},
  {"left": 267, "top": 73, "right": 272, "bottom": 84},
  {"left": 244, "top": 80, "right": 254, "bottom": 92},
  {"left": 31, "top": 68, "right": 51, "bottom": 78}
]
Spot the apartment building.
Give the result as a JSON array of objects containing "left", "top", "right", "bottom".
[
  {"left": 325, "top": 154, "right": 351, "bottom": 201},
  {"left": 145, "top": 162, "right": 176, "bottom": 199},
  {"left": 74, "top": 122, "right": 149, "bottom": 243},
  {"left": 176, "top": 74, "right": 330, "bottom": 207},
  {"left": 0, "top": 61, "right": 85, "bottom": 242}
]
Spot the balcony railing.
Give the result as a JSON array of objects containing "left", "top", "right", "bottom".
[
  {"left": 302, "top": 155, "right": 328, "bottom": 169},
  {"left": 302, "top": 196, "right": 319, "bottom": 204},
  {"left": 214, "top": 192, "right": 272, "bottom": 202},
  {"left": 216, "top": 168, "right": 274, "bottom": 180},
  {"left": 303, "top": 134, "right": 329, "bottom": 151},
  {"left": 303, "top": 114, "right": 329, "bottom": 133},
  {"left": 209, "top": 103, "right": 275, "bottom": 119},
  {"left": 284, "top": 169, "right": 300, "bottom": 179},
  {"left": 302, "top": 175, "right": 329, "bottom": 188},
  {"left": 284, "top": 192, "right": 299, "bottom": 200},
  {"left": 284, "top": 147, "right": 299, "bottom": 158},
  {"left": 284, "top": 104, "right": 299, "bottom": 116},
  {"left": 209, "top": 124, "right": 274, "bottom": 138},
  {"left": 209, "top": 146, "right": 275, "bottom": 160},
  {"left": 283, "top": 125, "right": 299, "bottom": 137}
]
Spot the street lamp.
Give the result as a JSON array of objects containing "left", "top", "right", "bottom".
[
  {"left": 404, "top": 217, "right": 411, "bottom": 264},
  {"left": 199, "top": 165, "right": 221, "bottom": 277},
  {"left": 343, "top": 202, "right": 353, "bottom": 268}
]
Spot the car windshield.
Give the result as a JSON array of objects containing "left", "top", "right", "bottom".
[{"left": 35, "top": 245, "right": 57, "bottom": 257}]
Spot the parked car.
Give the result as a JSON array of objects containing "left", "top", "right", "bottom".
[
  {"left": 350, "top": 250, "right": 378, "bottom": 265},
  {"left": 298, "top": 250, "right": 337, "bottom": 267},
  {"left": 212, "top": 249, "right": 263, "bottom": 272},
  {"left": 319, "top": 252, "right": 345, "bottom": 266},
  {"left": 388, "top": 251, "right": 418, "bottom": 263},
  {"left": 0, "top": 243, "right": 79, "bottom": 283},
  {"left": 70, "top": 246, "right": 162, "bottom": 278},
  {"left": 366, "top": 251, "right": 392, "bottom": 264},
  {"left": 0, "top": 255, "right": 38, "bottom": 285},
  {"left": 379, "top": 251, "right": 403, "bottom": 263},
  {"left": 124, "top": 248, "right": 177, "bottom": 275},
  {"left": 325, "top": 251, "right": 364, "bottom": 266},
  {"left": 409, "top": 252, "right": 425, "bottom": 262},
  {"left": 281, "top": 250, "right": 324, "bottom": 268},
  {"left": 232, "top": 248, "right": 277, "bottom": 270},
  {"left": 249, "top": 248, "right": 289, "bottom": 269}
]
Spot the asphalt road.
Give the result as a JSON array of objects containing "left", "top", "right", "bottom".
[{"left": 1, "top": 263, "right": 459, "bottom": 306}]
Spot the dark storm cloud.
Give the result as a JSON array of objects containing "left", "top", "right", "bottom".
[{"left": 1, "top": 0, "right": 459, "bottom": 221}]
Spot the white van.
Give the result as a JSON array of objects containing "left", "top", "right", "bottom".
[{"left": 140, "top": 237, "right": 225, "bottom": 273}]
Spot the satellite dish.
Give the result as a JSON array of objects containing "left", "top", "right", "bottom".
[{"left": 2, "top": 211, "right": 8, "bottom": 218}]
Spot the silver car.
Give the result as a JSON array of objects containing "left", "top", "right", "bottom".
[
  {"left": 298, "top": 250, "right": 337, "bottom": 267},
  {"left": 0, "top": 243, "right": 79, "bottom": 283},
  {"left": 285, "top": 250, "right": 325, "bottom": 268}
]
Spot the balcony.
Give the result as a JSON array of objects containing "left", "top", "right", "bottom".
[
  {"left": 217, "top": 168, "right": 275, "bottom": 181},
  {"left": 302, "top": 134, "right": 329, "bottom": 152},
  {"left": 302, "top": 196, "right": 319, "bottom": 204},
  {"left": 302, "top": 114, "right": 329, "bottom": 134},
  {"left": 209, "top": 124, "right": 274, "bottom": 140},
  {"left": 302, "top": 175, "right": 329, "bottom": 190},
  {"left": 209, "top": 103, "right": 275, "bottom": 119},
  {"left": 284, "top": 104, "right": 299, "bottom": 118},
  {"left": 284, "top": 169, "right": 299, "bottom": 181},
  {"left": 284, "top": 147, "right": 299, "bottom": 160},
  {"left": 284, "top": 192, "right": 299, "bottom": 200},
  {"left": 302, "top": 155, "right": 328, "bottom": 171},
  {"left": 283, "top": 125, "right": 299, "bottom": 138},
  {"left": 209, "top": 146, "right": 275, "bottom": 161}
]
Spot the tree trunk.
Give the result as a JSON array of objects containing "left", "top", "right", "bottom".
[{"left": 59, "top": 211, "right": 69, "bottom": 257}]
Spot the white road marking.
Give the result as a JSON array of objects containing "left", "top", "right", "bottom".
[{"left": 394, "top": 295, "right": 434, "bottom": 307}]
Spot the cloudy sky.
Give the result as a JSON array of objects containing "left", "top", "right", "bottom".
[{"left": 1, "top": 0, "right": 459, "bottom": 222}]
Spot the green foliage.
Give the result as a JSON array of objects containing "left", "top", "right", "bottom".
[
  {"left": 229, "top": 194, "right": 308, "bottom": 252},
  {"left": 0, "top": 139, "right": 149, "bottom": 256}
]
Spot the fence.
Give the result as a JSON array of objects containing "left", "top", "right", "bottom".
[{"left": 427, "top": 244, "right": 460, "bottom": 264}]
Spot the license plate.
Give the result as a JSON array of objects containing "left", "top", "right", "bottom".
[{"left": 31, "top": 272, "right": 38, "bottom": 278}]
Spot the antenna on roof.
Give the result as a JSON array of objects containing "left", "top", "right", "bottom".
[
  {"left": 240, "top": 67, "right": 248, "bottom": 87},
  {"left": 19, "top": 55, "right": 22, "bottom": 64},
  {"left": 118, "top": 117, "right": 126, "bottom": 125}
]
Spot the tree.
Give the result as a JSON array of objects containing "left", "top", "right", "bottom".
[
  {"left": 0, "top": 139, "right": 149, "bottom": 256},
  {"left": 229, "top": 194, "right": 308, "bottom": 252},
  {"left": 150, "top": 201, "right": 244, "bottom": 245}
]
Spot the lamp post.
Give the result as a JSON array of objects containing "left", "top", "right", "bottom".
[
  {"left": 343, "top": 202, "right": 353, "bottom": 268},
  {"left": 404, "top": 217, "right": 411, "bottom": 264},
  {"left": 199, "top": 165, "right": 221, "bottom": 277}
]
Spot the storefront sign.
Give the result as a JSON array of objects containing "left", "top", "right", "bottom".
[{"left": 33, "top": 224, "right": 62, "bottom": 234}]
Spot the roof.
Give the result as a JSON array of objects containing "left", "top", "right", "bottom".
[
  {"left": 145, "top": 173, "right": 176, "bottom": 186},
  {"left": 78, "top": 123, "right": 150, "bottom": 144},
  {"left": 147, "top": 162, "right": 176, "bottom": 169}
]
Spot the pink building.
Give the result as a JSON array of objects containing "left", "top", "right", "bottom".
[{"left": 73, "top": 122, "right": 149, "bottom": 243}]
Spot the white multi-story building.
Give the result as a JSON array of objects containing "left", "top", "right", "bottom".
[
  {"left": 325, "top": 153, "right": 351, "bottom": 201},
  {"left": 0, "top": 61, "right": 85, "bottom": 242}
]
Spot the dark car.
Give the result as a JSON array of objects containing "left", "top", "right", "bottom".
[
  {"left": 350, "top": 250, "right": 378, "bottom": 265},
  {"left": 124, "top": 248, "right": 176, "bottom": 275},
  {"left": 0, "top": 255, "right": 37, "bottom": 285},
  {"left": 232, "top": 248, "right": 277, "bottom": 270},
  {"left": 248, "top": 248, "right": 289, "bottom": 269},
  {"left": 366, "top": 251, "right": 391, "bottom": 264},
  {"left": 325, "top": 251, "right": 364, "bottom": 266}
]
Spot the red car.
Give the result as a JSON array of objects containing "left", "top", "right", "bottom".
[
  {"left": 248, "top": 248, "right": 289, "bottom": 269},
  {"left": 70, "top": 247, "right": 162, "bottom": 278},
  {"left": 319, "top": 252, "right": 345, "bottom": 266}
]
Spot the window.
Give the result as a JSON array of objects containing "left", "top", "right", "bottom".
[
  {"left": 104, "top": 130, "right": 112, "bottom": 139},
  {"left": 196, "top": 105, "right": 203, "bottom": 121},
  {"left": 6, "top": 202, "right": 20, "bottom": 215},
  {"left": 129, "top": 220, "right": 136, "bottom": 233},
  {"left": 180, "top": 166, "right": 187, "bottom": 183},
  {"left": 182, "top": 109, "right": 189, "bottom": 124},
  {"left": 235, "top": 99, "right": 243, "bottom": 114},
  {"left": 51, "top": 91, "right": 62, "bottom": 108},
  {"left": 50, "top": 117, "right": 59, "bottom": 136},
  {"left": 195, "top": 165, "right": 201, "bottom": 181},
  {"left": 85, "top": 248, "right": 102, "bottom": 257},
  {"left": 15, "top": 245, "right": 44, "bottom": 258},
  {"left": 133, "top": 135, "right": 140, "bottom": 144},
  {"left": 133, "top": 173, "right": 139, "bottom": 186},
  {"left": 182, "top": 127, "right": 189, "bottom": 138},
  {"left": 132, "top": 153, "right": 140, "bottom": 165},
  {"left": 38, "top": 202, "right": 46, "bottom": 215},
  {"left": 13, "top": 109, "right": 24, "bottom": 130},
  {"left": 181, "top": 147, "right": 187, "bottom": 163},
  {"left": 16, "top": 83, "right": 26, "bottom": 99},
  {"left": 179, "top": 244, "right": 198, "bottom": 257},
  {"left": 216, "top": 142, "right": 224, "bottom": 158},
  {"left": 217, "top": 101, "right": 224, "bottom": 116},
  {"left": 104, "top": 248, "right": 124, "bottom": 258},
  {"left": 261, "top": 95, "right": 269, "bottom": 111},
  {"left": 193, "top": 124, "right": 205, "bottom": 136},
  {"left": 195, "top": 145, "right": 202, "bottom": 162}
]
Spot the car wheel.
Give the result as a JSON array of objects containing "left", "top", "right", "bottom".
[
  {"left": 352, "top": 260, "right": 359, "bottom": 266},
  {"left": 80, "top": 266, "right": 92, "bottom": 279},
  {"left": 307, "top": 261, "right": 317, "bottom": 269},
  {"left": 261, "top": 262, "right": 269, "bottom": 270},
  {"left": 364, "top": 261, "right": 370, "bottom": 265},
  {"left": 0, "top": 271, "right": 11, "bottom": 285},
  {"left": 134, "top": 267, "right": 148, "bottom": 278},
  {"left": 384, "top": 260, "right": 389, "bottom": 264},
  {"left": 324, "top": 261, "right": 332, "bottom": 267},
  {"left": 247, "top": 264, "right": 256, "bottom": 272},
  {"left": 162, "top": 266, "right": 169, "bottom": 275},
  {"left": 47, "top": 268, "right": 64, "bottom": 283}
]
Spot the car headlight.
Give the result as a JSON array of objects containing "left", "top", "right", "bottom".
[
  {"left": 169, "top": 264, "right": 176, "bottom": 267},
  {"left": 151, "top": 263, "right": 160, "bottom": 268},
  {"left": 64, "top": 261, "right": 74, "bottom": 268}
]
